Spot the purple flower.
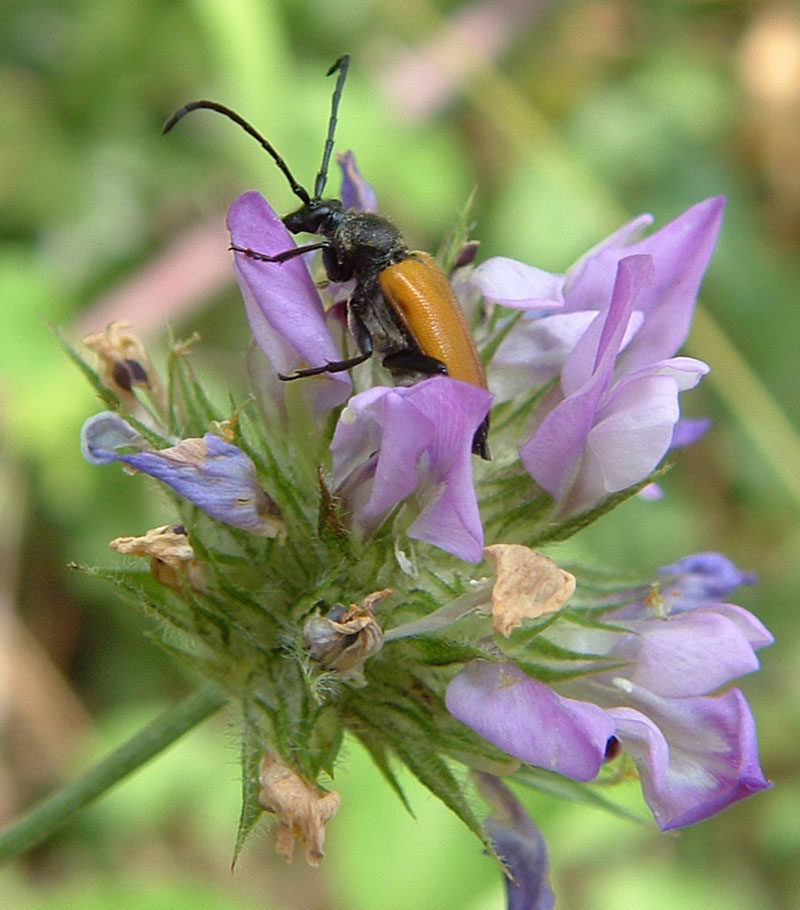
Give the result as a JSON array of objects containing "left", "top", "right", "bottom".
[
  {"left": 337, "top": 150, "right": 378, "bottom": 213},
  {"left": 469, "top": 199, "right": 724, "bottom": 513},
  {"left": 658, "top": 552, "right": 758, "bottom": 612},
  {"left": 519, "top": 254, "right": 710, "bottom": 514},
  {"left": 81, "top": 412, "right": 282, "bottom": 536},
  {"left": 474, "top": 199, "right": 724, "bottom": 391},
  {"left": 330, "top": 378, "right": 493, "bottom": 562},
  {"left": 446, "top": 553, "right": 772, "bottom": 829},
  {"left": 608, "top": 685, "right": 769, "bottom": 830},
  {"left": 446, "top": 661, "right": 617, "bottom": 781},
  {"left": 476, "top": 773, "right": 555, "bottom": 910},
  {"left": 227, "top": 192, "right": 351, "bottom": 418}
]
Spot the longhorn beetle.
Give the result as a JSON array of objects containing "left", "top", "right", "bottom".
[{"left": 164, "top": 55, "right": 490, "bottom": 459}]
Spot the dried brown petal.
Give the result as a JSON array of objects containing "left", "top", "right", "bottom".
[
  {"left": 84, "top": 322, "right": 165, "bottom": 411},
  {"left": 110, "top": 524, "right": 206, "bottom": 591},
  {"left": 304, "top": 589, "right": 389, "bottom": 679},
  {"left": 258, "top": 753, "right": 341, "bottom": 866},
  {"left": 484, "top": 544, "right": 575, "bottom": 637}
]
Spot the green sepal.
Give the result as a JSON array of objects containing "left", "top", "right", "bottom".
[
  {"left": 512, "top": 764, "right": 647, "bottom": 825},
  {"left": 232, "top": 710, "right": 267, "bottom": 869},
  {"left": 401, "top": 635, "right": 497, "bottom": 666},
  {"left": 55, "top": 331, "right": 120, "bottom": 409},
  {"left": 435, "top": 187, "right": 477, "bottom": 275}
]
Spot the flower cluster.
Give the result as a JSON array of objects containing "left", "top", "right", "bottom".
[{"left": 75, "top": 154, "right": 770, "bottom": 895}]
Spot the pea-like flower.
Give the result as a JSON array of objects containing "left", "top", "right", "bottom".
[
  {"left": 471, "top": 198, "right": 725, "bottom": 515},
  {"left": 81, "top": 411, "right": 282, "bottom": 536},
  {"left": 330, "top": 378, "right": 492, "bottom": 562},
  {"left": 446, "top": 551, "right": 772, "bottom": 830}
]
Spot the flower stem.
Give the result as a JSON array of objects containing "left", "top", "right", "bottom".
[{"left": 0, "top": 683, "right": 227, "bottom": 864}]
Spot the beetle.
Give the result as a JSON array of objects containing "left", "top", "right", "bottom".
[{"left": 164, "top": 55, "right": 490, "bottom": 459}]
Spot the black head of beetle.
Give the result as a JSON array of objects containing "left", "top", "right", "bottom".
[
  {"left": 282, "top": 198, "right": 343, "bottom": 237},
  {"left": 163, "top": 56, "right": 490, "bottom": 459}
]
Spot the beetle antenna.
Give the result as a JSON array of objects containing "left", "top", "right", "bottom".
[
  {"left": 163, "top": 100, "right": 312, "bottom": 206},
  {"left": 313, "top": 55, "right": 350, "bottom": 201}
]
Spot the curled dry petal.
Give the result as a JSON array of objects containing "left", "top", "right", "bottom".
[
  {"left": 304, "top": 589, "right": 389, "bottom": 680},
  {"left": 84, "top": 321, "right": 166, "bottom": 414},
  {"left": 258, "top": 753, "right": 341, "bottom": 865},
  {"left": 110, "top": 524, "right": 206, "bottom": 591},
  {"left": 484, "top": 545, "right": 575, "bottom": 637}
]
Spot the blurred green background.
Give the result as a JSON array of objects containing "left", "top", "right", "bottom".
[{"left": 1, "top": 0, "right": 798, "bottom": 907}]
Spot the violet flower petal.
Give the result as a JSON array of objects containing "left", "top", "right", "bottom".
[
  {"left": 658, "top": 553, "right": 758, "bottom": 610},
  {"left": 608, "top": 685, "right": 770, "bottom": 830},
  {"left": 446, "top": 661, "right": 616, "bottom": 781},
  {"left": 337, "top": 150, "right": 378, "bottom": 213},
  {"left": 489, "top": 310, "right": 597, "bottom": 400},
  {"left": 470, "top": 257, "right": 565, "bottom": 310},
  {"left": 227, "top": 192, "right": 351, "bottom": 416},
  {"left": 607, "top": 608, "right": 767, "bottom": 698},
  {"left": 330, "top": 379, "right": 492, "bottom": 562},
  {"left": 520, "top": 255, "right": 654, "bottom": 503},
  {"left": 566, "top": 197, "right": 726, "bottom": 367},
  {"left": 670, "top": 417, "right": 711, "bottom": 449},
  {"left": 81, "top": 413, "right": 279, "bottom": 535},
  {"left": 476, "top": 774, "right": 555, "bottom": 910}
]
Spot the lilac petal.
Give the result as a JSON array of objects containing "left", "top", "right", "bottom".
[
  {"left": 637, "top": 482, "right": 664, "bottom": 501},
  {"left": 446, "top": 661, "right": 616, "bottom": 781},
  {"left": 83, "top": 413, "right": 280, "bottom": 535},
  {"left": 337, "top": 151, "right": 378, "bottom": 213},
  {"left": 670, "top": 417, "right": 711, "bottom": 449},
  {"left": 659, "top": 553, "right": 758, "bottom": 609},
  {"left": 564, "top": 213, "right": 655, "bottom": 295},
  {"left": 571, "top": 360, "right": 707, "bottom": 505},
  {"left": 469, "top": 257, "right": 565, "bottom": 310},
  {"left": 120, "top": 435, "right": 280, "bottom": 535},
  {"left": 489, "top": 310, "right": 598, "bottom": 401},
  {"left": 609, "top": 686, "right": 770, "bottom": 830},
  {"left": 560, "top": 254, "right": 654, "bottom": 394},
  {"left": 330, "top": 379, "right": 492, "bottom": 562},
  {"left": 227, "top": 192, "right": 351, "bottom": 416},
  {"left": 520, "top": 255, "right": 653, "bottom": 502},
  {"left": 608, "top": 609, "right": 766, "bottom": 697},
  {"left": 81, "top": 411, "right": 146, "bottom": 464},
  {"left": 567, "top": 198, "right": 725, "bottom": 366},
  {"left": 476, "top": 774, "right": 555, "bottom": 910}
]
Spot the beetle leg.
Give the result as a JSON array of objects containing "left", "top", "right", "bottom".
[
  {"left": 279, "top": 312, "right": 373, "bottom": 381},
  {"left": 381, "top": 349, "right": 448, "bottom": 377},
  {"left": 278, "top": 350, "right": 372, "bottom": 381},
  {"left": 230, "top": 241, "right": 331, "bottom": 263}
]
